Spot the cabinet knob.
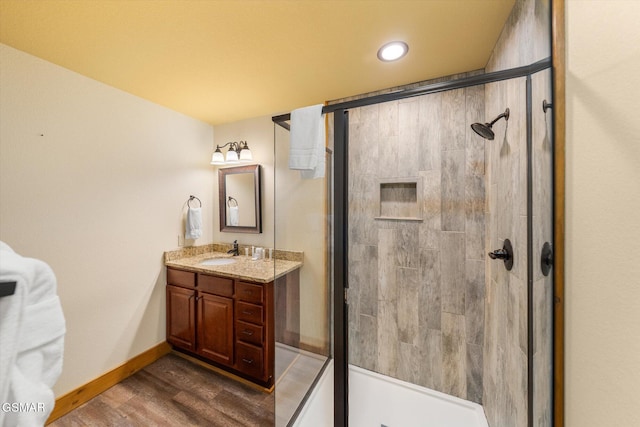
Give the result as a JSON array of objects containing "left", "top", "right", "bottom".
[
  {"left": 242, "top": 358, "right": 254, "bottom": 365},
  {"left": 242, "top": 330, "right": 254, "bottom": 336}
]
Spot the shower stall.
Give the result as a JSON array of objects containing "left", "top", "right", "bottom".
[{"left": 273, "top": 1, "right": 554, "bottom": 425}]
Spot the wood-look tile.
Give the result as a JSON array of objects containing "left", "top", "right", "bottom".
[
  {"left": 441, "top": 312, "right": 466, "bottom": 398},
  {"left": 419, "top": 328, "right": 443, "bottom": 391},
  {"left": 357, "top": 313, "right": 378, "bottom": 371},
  {"left": 397, "top": 341, "right": 421, "bottom": 385},
  {"left": 377, "top": 228, "right": 397, "bottom": 302},
  {"left": 465, "top": 174, "right": 486, "bottom": 261},
  {"left": 397, "top": 267, "right": 419, "bottom": 345},
  {"left": 441, "top": 149, "right": 465, "bottom": 232},
  {"left": 466, "top": 343, "right": 484, "bottom": 404},
  {"left": 419, "top": 170, "right": 442, "bottom": 250},
  {"left": 441, "top": 232, "right": 465, "bottom": 315},
  {"left": 441, "top": 88, "right": 466, "bottom": 151},
  {"left": 376, "top": 299, "right": 398, "bottom": 377},
  {"left": 396, "top": 223, "right": 419, "bottom": 268},
  {"left": 419, "top": 248, "right": 441, "bottom": 330},
  {"left": 465, "top": 260, "right": 485, "bottom": 346},
  {"left": 418, "top": 92, "right": 441, "bottom": 172},
  {"left": 398, "top": 100, "right": 420, "bottom": 177},
  {"left": 465, "top": 84, "right": 486, "bottom": 176}
]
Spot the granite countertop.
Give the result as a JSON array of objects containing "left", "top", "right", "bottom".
[{"left": 165, "top": 249, "right": 303, "bottom": 284}]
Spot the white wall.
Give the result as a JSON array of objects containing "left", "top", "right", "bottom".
[
  {"left": 565, "top": 2, "right": 640, "bottom": 426},
  {"left": 0, "top": 43, "right": 215, "bottom": 396}
]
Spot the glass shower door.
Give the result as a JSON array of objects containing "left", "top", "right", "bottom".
[{"left": 273, "top": 120, "right": 332, "bottom": 426}]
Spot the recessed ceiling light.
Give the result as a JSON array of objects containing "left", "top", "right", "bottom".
[{"left": 377, "top": 41, "right": 409, "bottom": 62}]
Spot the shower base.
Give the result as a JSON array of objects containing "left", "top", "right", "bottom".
[{"left": 349, "top": 365, "right": 489, "bottom": 427}]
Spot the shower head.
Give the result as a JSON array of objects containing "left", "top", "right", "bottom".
[{"left": 471, "top": 108, "right": 510, "bottom": 140}]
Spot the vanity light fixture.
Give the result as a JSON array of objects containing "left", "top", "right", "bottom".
[
  {"left": 377, "top": 41, "right": 409, "bottom": 62},
  {"left": 211, "top": 141, "right": 252, "bottom": 165}
]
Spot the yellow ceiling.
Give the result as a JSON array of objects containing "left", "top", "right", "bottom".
[{"left": 0, "top": 0, "right": 515, "bottom": 125}]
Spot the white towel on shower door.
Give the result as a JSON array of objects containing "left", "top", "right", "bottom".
[{"left": 289, "top": 104, "right": 325, "bottom": 179}]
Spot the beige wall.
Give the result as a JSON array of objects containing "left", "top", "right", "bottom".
[
  {"left": 214, "top": 117, "right": 329, "bottom": 350},
  {"left": 0, "top": 44, "right": 215, "bottom": 396},
  {"left": 212, "top": 115, "right": 275, "bottom": 249},
  {"left": 565, "top": 1, "right": 640, "bottom": 426}
]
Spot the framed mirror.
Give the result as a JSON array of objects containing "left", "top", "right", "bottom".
[{"left": 218, "top": 164, "right": 262, "bottom": 233}]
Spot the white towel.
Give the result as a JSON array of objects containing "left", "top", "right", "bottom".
[
  {"left": 229, "top": 206, "right": 239, "bottom": 226},
  {"left": 185, "top": 207, "right": 202, "bottom": 240},
  {"left": 0, "top": 241, "right": 66, "bottom": 426},
  {"left": 289, "top": 104, "right": 326, "bottom": 179}
]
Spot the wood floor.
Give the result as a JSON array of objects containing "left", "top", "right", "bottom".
[{"left": 49, "top": 353, "right": 275, "bottom": 427}]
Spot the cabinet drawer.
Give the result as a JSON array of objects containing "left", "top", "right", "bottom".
[
  {"left": 236, "top": 320, "right": 263, "bottom": 346},
  {"left": 236, "top": 281, "right": 263, "bottom": 304},
  {"left": 235, "top": 341, "right": 264, "bottom": 379},
  {"left": 236, "top": 301, "right": 263, "bottom": 325},
  {"left": 167, "top": 268, "right": 195, "bottom": 289},
  {"left": 199, "top": 274, "right": 234, "bottom": 297}
]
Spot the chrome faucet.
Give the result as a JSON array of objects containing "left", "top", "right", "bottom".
[{"left": 227, "top": 240, "right": 239, "bottom": 256}]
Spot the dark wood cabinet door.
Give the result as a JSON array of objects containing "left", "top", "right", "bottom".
[
  {"left": 197, "top": 293, "right": 234, "bottom": 366},
  {"left": 166, "top": 285, "right": 196, "bottom": 351}
]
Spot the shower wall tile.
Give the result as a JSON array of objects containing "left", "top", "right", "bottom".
[
  {"left": 466, "top": 343, "right": 484, "bottom": 404},
  {"left": 419, "top": 248, "right": 441, "bottom": 330},
  {"left": 465, "top": 84, "right": 486, "bottom": 176},
  {"left": 378, "top": 228, "right": 397, "bottom": 302},
  {"left": 357, "top": 313, "right": 378, "bottom": 370},
  {"left": 359, "top": 245, "right": 378, "bottom": 317},
  {"left": 442, "top": 312, "right": 466, "bottom": 397},
  {"left": 398, "top": 100, "right": 421, "bottom": 177},
  {"left": 465, "top": 174, "right": 486, "bottom": 260},
  {"left": 420, "top": 328, "right": 443, "bottom": 390},
  {"left": 441, "top": 89, "right": 466, "bottom": 151},
  {"left": 377, "top": 300, "right": 398, "bottom": 377},
  {"left": 441, "top": 232, "right": 465, "bottom": 315},
  {"left": 378, "top": 101, "right": 397, "bottom": 139},
  {"left": 465, "top": 260, "right": 485, "bottom": 346},
  {"left": 397, "top": 223, "right": 419, "bottom": 268},
  {"left": 397, "top": 267, "right": 419, "bottom": 345},
  {"left": 442, "top": 149, "right": 465, "bottom": 231},
  {"left": 398, "top": 341, "right": 422, "bottom": 385},
  {"left": 419, "top": 170, "right": 442, "bottom": 250},
  {"left": 420, "top": 92, "right": 443, "bottom": 173},
  {"left": 378, "top": 133, "right": 399, "bottom": 179}
]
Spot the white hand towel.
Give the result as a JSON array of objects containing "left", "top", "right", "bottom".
[
  {"left": 229, "top": 206, "right": 239, "bottom": 226},
  {"left": 185, "top": 207, "right": 202, "bottom": 240},
  {"left": 289, "top": 104, "right": 325, "bottom": 179}
]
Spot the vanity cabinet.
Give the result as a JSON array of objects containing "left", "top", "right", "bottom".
[{"left": 166, "top": 267, "right": 274, "bottom": 388}]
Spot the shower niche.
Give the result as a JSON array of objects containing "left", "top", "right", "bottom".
[{"left": 375, "top": 177, "right": 423, "bottom": 221}]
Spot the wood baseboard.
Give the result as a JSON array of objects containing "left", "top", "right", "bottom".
[{"left": 46, "top": 341, "right": 171, "bottom": 424}]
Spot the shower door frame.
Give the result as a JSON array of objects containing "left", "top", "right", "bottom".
[
  {"left": 272, "top": 55, "right": 563, "bottom": 427},
  {"left": 330, "top": 57, "right": 553, "bottom": 427}
]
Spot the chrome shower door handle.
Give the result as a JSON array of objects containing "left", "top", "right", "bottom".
[{"left": 489, "top": 238, "right": 514, "bottom": 271}]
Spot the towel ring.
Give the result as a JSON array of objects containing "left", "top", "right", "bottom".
[
  {"left": 227, "top": 196, "right": 238, "bottom": 207},
  {"left": 188, "top": 195, "right": 202, "bottom": 208}
]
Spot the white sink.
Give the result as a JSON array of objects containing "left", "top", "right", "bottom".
[{"left": 200, "top": 258, "right": 236, "bottom": 266}]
